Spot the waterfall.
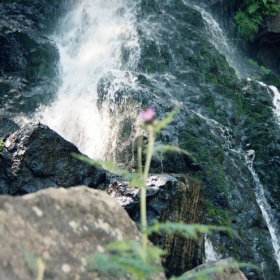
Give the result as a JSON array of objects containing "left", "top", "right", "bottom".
[
  {"left": 190, "top": 5, "right": 280, "bottom": 268},
  {"left": 250, "top": 81, "right": 280, "bottom": 268},
  {"left": 205, "top": 236, "right": 220, "bottom": 263},
  {"left": 36, "top": 0, "right": 140, "bottom": 159},
  {"left": 257, "top": 81, "right": 280, "bottom": 123},
  {"left": 248, "top": 165, "right": 280, "bottom": 268},
  {"left": 269, "top": 85, "right": 280, "bottom": 123},
  {"left": 185, "top": 2, "right": 249, "bottom": 78}
]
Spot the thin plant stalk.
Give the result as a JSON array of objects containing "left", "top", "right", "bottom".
[
  {"left": 138, "top": 143, "right": 143, "bottom": 176},
  {"left": 140, "top": 125, "right": 155, "bottom": 264},
  {"left": 37, "top": 257, "right": 46, "bottom": 280}
]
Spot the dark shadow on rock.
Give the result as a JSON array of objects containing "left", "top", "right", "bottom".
[
  {"left": 104, "top": 173, "right": 204, "bottom": 277},
  {"left": 0, "top": 122, "right": 106, "bottom": 195}
]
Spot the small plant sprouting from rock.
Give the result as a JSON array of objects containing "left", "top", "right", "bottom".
[
  {"left": 0, "top": 139, "right": 4, "bottom": 155},
  {"left": 74, "top": 107, "right": 258, "bottom": 279}
]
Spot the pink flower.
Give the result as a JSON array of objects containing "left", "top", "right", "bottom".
[{"left": 139, "top": 107, "right": 156, "bottom": 122}]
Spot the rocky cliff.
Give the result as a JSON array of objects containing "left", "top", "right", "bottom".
[{"left": 0, "top": 0, "right": 280, "bottom": 279}]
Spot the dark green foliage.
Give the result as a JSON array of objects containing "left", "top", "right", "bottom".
[
  {"left": 235, "top": 10, "right": 261, "bottom": 41},
  {"left": 235, "top": 0, "right": 280, "bottom": 41}
]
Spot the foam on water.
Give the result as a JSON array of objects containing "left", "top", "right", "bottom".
[
  {"left": 36, "top": 0, "right": 140, "bottom": 159},
  {"left": 205, "top": 236, "right": 220, "bottom": 263}
]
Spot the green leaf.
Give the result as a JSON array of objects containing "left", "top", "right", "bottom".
[
  {"left": 88, "top": 240, "right": 165, "bottom": 280},
  {"left": 260, "top": 65, "right": 271, "bottom": 74},
  {"left": 248, "top": 3, "right": 259, "bottom": 14},
  {"left": 72, "top": 153, "right": 138, "bottom": 182},
  {"left": 153, "top": 144, "right": 196, "bottom": 162},
  {"left": 130, "top": 177, "right": 146, "bottom": 188},
  {"left": 23, "top": 248, "right": 38, "bottom": 268},
  {"left": 147, "top": 222, "right": 235, "bottom": 239},
  {"left": 154, "top": 106, "right": 180, "bottom": 133},
  {"left": 71, "top": 153, "right": 103, "bottom": 168}
]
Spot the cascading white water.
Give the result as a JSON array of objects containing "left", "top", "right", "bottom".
[
  {"left": 189, "top": 5, "right": 280, "bottom": 267},
  {"left": 247, "top": 81, "right": 280, "bottom": 268},
  {"left": 247, "top": 164, "right": 280, "bottom": 269},
  {"left": 36, "top": 0, "right": 140, "bottom": 159},
  {"left": 256, "top": 81, "right": 280, "bottom": 123},
  {"left": 269, "top": 85, "right": 280, "bottom": 122},
  {"left": 205, "top": 236, "right": 220, "bottom": 263},
  {"left": 184, "top": 2, "right": 249, "bottom": 78}
]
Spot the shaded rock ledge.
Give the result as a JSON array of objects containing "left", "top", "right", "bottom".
[
  {"left": 0, "top": 117, "right": 19, "bottom": 140},
  {"left": 105, "top": 174, "right": 204, "bottom": 277}
]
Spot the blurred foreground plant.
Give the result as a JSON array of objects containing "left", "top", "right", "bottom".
[
  {"left": 74, "top": 107, "right": 258, "bottom": 279},
  {"left": 23, "top": 249, "right": 46, "bottom": 280},
  {"left": 0, "top": 139, "right": 4, "bottom": 155}
]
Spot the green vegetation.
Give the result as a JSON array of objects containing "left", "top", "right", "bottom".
[
  {"left": 235, "top": 0, "right": 280, "bottom": 41},
  {"left": 75, "top": 108, "right": 257, "bottom": 279},
  {"left": 247, "top": 58, "right": 272, "bottom": 74},
  {"left": 0, "top": 139, "right": 4, "bottom": 155}
]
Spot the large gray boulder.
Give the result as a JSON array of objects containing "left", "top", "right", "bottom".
[
  {"left": 0, "top": 122, "right": 106, "bottom": 194},
  {"left": 0, "top": 186, "right": 159, "bottom": 280}
]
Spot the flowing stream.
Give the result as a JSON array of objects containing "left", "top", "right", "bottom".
[{"left": 36, "top": 0, "right": 140, "bottom": 159}]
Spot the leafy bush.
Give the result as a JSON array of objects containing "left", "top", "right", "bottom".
[{"left": 235, "top": 0, "right": 280, "bottom": 41}]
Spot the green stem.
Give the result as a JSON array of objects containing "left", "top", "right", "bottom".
[
  {"left": 37, "top": 258, "right": 45, "bottom": 280},
  {"left": 140, "top": 125, "right": 155, "bottom": 264},
  {"left": 143, "top": 126, "right": 155, "bottom": 180},
  {"left": 138, "top": 144, "right": 143, "bottom": 176}
]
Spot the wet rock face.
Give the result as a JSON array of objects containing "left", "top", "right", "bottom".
[
  {"left": 0, "top": 0, "right": 62, "bottom": 117},
  {"left": 0, "top": 186, "right": 146, "bottom": 280},
  {"left": 0, "top": 117, "right": 19, "bottom": 140},
  {"left": 106, "top": 174, "right": 204, "bottom": 277},
  {"left": 98, "top": 1, "right": 280, "bottom": 279},
  {"left": 0, "top": 122, "right": 106, "bottom": 195}
]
